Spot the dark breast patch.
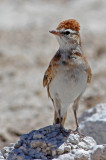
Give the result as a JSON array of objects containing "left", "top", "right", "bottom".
[
  {"left": 53, "top": 52, "right": 61, "bottom": 62},
  {"left": 62, "top": 60, "right": 68, "bottom": 65}
]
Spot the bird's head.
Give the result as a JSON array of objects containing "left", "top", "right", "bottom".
[{"left": 50, "top": 19, "right": 81, "bottom": 51}]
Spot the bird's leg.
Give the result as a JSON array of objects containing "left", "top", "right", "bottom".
[
  {"left": 72, "top": 96, "right": 80, "bottom": 132},
  {"left": 58, "top": 109, "right": 63, "bottom": 131},
  {"left": 72, "top": 96, "right": 85, "bottom": 138},
  {"left": 54, "top": 97, "right": 70, "bottom": 136},
  {"left": 58, "top": 109, "right": 70, "bottom": 136},
  {"left": 73, "top": 108, "right": 79, "bottom": 132}
]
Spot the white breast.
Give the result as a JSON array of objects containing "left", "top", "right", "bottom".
[{"left": 49, "top": 68, "right": 87, "bottom": 116}]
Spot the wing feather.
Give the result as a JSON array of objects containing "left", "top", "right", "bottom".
[
  {"left": 43, "top": 51, "right": 61, "bottom": 100},
  {"left": 74, "top": 52, "right": 92, "bottom": 83},
  {"left": 43, "top": 63, "right": 52, "bottom": 87}
]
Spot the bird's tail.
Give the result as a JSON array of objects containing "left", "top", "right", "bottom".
[{"left": 53, "top": 110, "right": 67, "bottom": 127}]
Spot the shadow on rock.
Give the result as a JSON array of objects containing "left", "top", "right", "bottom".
[{"left": 0, "top": 124, "right": 106, "bottom": 160}]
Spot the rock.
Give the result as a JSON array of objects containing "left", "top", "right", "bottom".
[
  {"left": 30, "top": 140, "right": 43, "bottom": 148},
  {"left": 78, "top": 136, "right": 96, "bottom": 150},
  {"left": 79, "top": 103, "right": 106, "bottom": 144},
  {"left": 52, "top": 149, "right": 56, "bottom": 156},
  {"left": 33, "top": 133, "right": 44, "bottom": 139},
  {"left": 90, "top": 145, "right": 106, "bottom": 160},
  {"left": 55, "top": 153, "right": 74, "bottom": 160},
  {"left": 0, "top": 124, "right": 106, "bottom": 160},
  {"left": 64, "top": 145, "right": 71, "bottom": 152},
  {"left": 56, "top": 144, "right": 65, "bottom": 155},
  {"left": 74, "top": 149, "right": 91, "bottom": 160},
  {"left": 68, "top": 134, "right": 80, "bottom": 144}
]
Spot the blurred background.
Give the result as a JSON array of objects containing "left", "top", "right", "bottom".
[{"left": 0, "top": 0, "right": 106, "bottom": 148}]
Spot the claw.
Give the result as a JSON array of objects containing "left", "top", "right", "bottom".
[
  {"left": 73, "top": 128, "right": 86, "bottom": 138},
  {"left": 59, "top": 125, "right": 71, "bottom": 137}
]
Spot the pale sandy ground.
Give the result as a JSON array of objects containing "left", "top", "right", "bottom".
[{"left": 0, "top": 0, "right": 106, "bottom": 148}]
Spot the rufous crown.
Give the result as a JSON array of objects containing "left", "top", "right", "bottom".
[{"left": 57, "top": 19, "right": 80, "bottom": 32}]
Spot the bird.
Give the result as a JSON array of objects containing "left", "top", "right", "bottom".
[{"left": 43, "top": 19, "right": 92, "bottom": 135}]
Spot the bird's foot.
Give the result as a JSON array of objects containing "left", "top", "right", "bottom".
[
  {"left": 73, "top": 128, "right": 86, "bottom": 138},
  {"left": 59, "top": 125, "right": 71, "bottom": 137}
]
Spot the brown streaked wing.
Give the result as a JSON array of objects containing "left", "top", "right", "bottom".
[
  {"left": 43, "top": 52, "right": 61, "bottom": 99},
  {"left": 74, "top": 52, "right": 92, "bottom": 83},
  {"left": 43, "top": 63, "right": 52, "bottom": 87},
  {"left": 81, "top": 54, "right": 92, "bottom": 83},
  {"left": 43, "top": 62, "right": 53, "bottom": 101},
  {"left": 87, "top": 66, "right": 92, "bottom": 83}
]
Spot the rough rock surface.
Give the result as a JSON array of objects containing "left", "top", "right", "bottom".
[
  {"left": 0, "top": 124, "right": 106, "bottom": 160},
  {"left": 79, "top": 103, "right": 106, "bottom": 144},
  {"left": 0, "top": 0, "right": 106, "bottom": 149}
]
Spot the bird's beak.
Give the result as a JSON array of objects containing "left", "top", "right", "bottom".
[{"left": 49, "top": 30, "right": 61, "bottom": 37}]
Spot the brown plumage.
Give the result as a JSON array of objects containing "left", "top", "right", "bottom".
[
  {"left": 57, "top": 19, "right": 80, "bottom": 31},
  {"left": 74, "top": 52, "right": 92, "bottom": 83},
  {"left": 43, "top": 19, "right": 92, "bottom": 135},
  {"left": 43, "top": 52, "right": 92, "bottom": 95}
]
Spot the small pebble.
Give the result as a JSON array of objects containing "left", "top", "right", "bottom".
[
  {"left": 64, "top": 145, "right": 71, "bottom": 152},
  {"left": 3, "top": 153, "right": 8, "bottom": 159},
  {"left": 52, "top": 149, "right": 56, "bottom": 156},
  {"left": 56, "top": 144, "right": 64, "bottom": 154},
  {"left": 20, "top": 134, "right": 28, "bottom": 141},
  {"left": 8, "top": 143, "right": 15, "bottom": 148},
  {"left": 46, "top": 147, "right": 50, "bottom": 151},
  {"left": 15, "top": 140, "right": 22, "bottom": 148},
  {"left": 68, "top": 134, "right": 80, "bottom": 144},
  {"left": 42, "top": 142, "right": 47, "bottom": 148},
  {"left": 33, "top": 133, "right": 44, "bottom": 139},
  {"left": 78, "top": 141, "right": 90, "bottom": 151},
  {"left": 30, "top": 140, "right": 42, "bottom": 148}
]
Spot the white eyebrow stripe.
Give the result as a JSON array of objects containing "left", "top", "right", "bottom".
[
  {"left": 66, "top": 29, "right": 77, "bottom": 33},
  {"left": 58, "top": 28, "right": 77, "bottom": 34}
]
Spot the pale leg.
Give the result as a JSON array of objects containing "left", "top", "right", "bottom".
[
  {"left": 72, "top": 95, "right": 81, "bottom": 132},
  {"left": 72, "top": 95, "right": 85, "bottom": 137}
]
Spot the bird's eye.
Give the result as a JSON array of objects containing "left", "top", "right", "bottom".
[{"left": 65, "top": 31, "right": 70, "bottom": 35}]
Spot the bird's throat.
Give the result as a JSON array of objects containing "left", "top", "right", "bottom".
[{"left": 59, "top": 44, "right": 82, "bottom": 55}]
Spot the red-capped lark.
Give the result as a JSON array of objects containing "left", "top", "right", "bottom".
[{"left": 43, "top": 19, "right": 92, "bottom": 135}]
